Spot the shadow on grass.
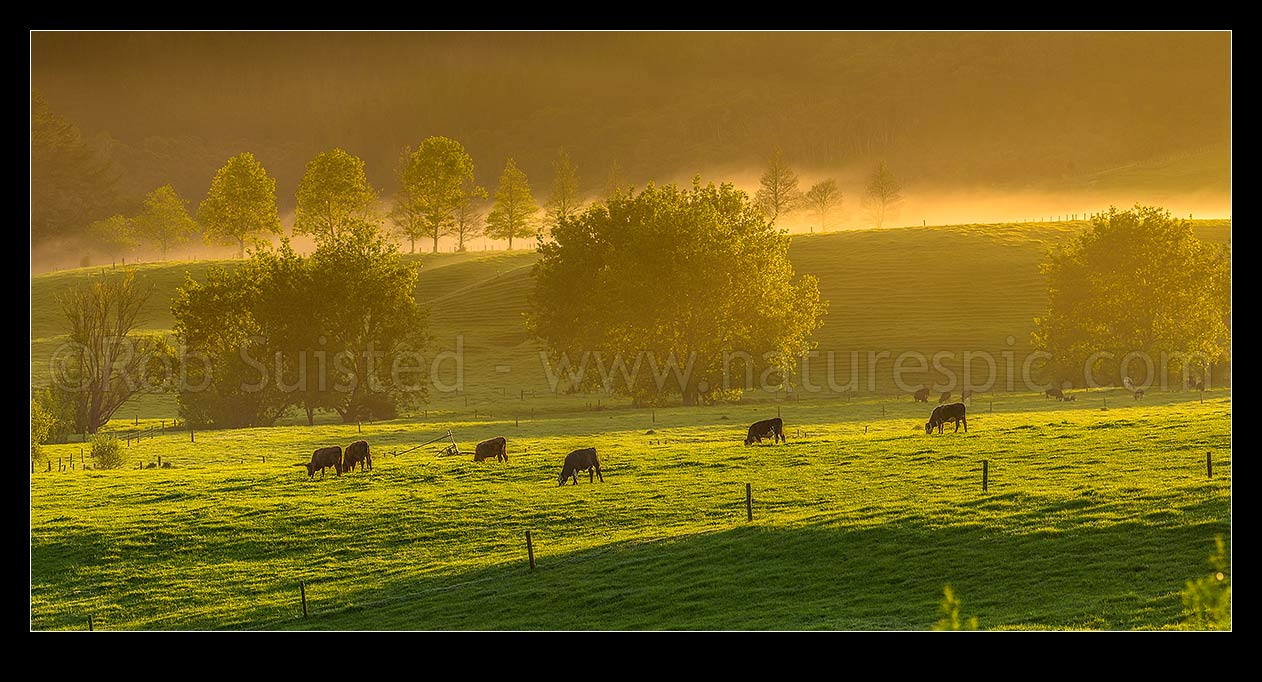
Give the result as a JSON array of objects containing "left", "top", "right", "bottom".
[{"left": 267, "top": 496, "right": 1228, "bottom": 631}]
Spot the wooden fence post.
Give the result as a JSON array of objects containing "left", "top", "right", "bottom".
[
  {"left": 746, "top": 483, "right": 753, "bottom": 522},
  {"left": 190, "top": 425, "right": 195, "bottom": 443},
  {"left": 157, "top": 455, "right": 162, "bottom": 468},
  {"left": 1207, "top": 452, "right": 1213, "bottom": 479},
  {"left": 300, "top": 581, "right": 308, "bottom": 618},
  {"left": 87, "top": 615, "right": 93, "bottom": 631},
  {"left": 526, "top": 531, "right": 536, "bottom": 571}
]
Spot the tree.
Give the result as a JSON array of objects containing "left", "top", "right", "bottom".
[
  {"left": 52, "top": 270, "right": 171, "bottom": 433},
  {"left": 544, "top": 148, "right": 582, "bottom": 236},
  {"left": 604, "top": 160, "right": 627, "bottom": 200},
  {"left": 754, "top": 146, "right": 803, "bottom": 223},
  {"left": 173, "top": 222, "right": 428, "bottom": 428},
  {"left": 862, "top": 161, "right": 903, "bottom": 229},
  {"left": 453, "top": 182, "right": 488, "bottom": 252},
  {"left": 1031, "top": 205, "right": 1231, "bottom": 388},
  {"left": 198, "top": 152, "right": 282, "bottom": 258},
  {"left": 529, "top": 178, "right": 827, "bottom": 406},
  {"left": 85, "top": 214, "right": 138, "bottom": 265},
  {"left": 485, "top": 158, "right": 539, "bottom": 250},
  {"left": 30, "top": 398, "right": 53, "bottom": 462},
  {"left": 89, "top": 434, "right": 125, "bottom": 470},
  {"left": 394, "top": 137, "right": 475, "bottom": 254},
  {"left": 31, "top": 92, "right": 121, "bottom": 244},
  {"left": 804, "top": 179, "right": 842, "bottom": 233},
  {"left": 294, "top": 148, "right": 377, "bottom": 243},
  {"left": 134, "top": 185, "right": 199, "bottom": 257}
]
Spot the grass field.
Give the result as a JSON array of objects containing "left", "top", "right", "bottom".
[
  {"left": 30, "top": 388, "right": 1229, "bottom": 630},
  {"left": 29, "top": 219, "right": 1232, "bottom": 630}
]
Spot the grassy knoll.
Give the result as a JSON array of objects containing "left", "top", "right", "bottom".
[{"left": 30, "top": 389, "right": 1230, "bottom": 630}]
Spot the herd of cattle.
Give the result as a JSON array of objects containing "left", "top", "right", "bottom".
[{"left": 296, "top": 382, "right": 1180, "bottom": 484}]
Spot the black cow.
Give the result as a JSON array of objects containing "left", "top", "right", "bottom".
[
  {"left": 557, "top": 448, "right": 602, "bottom": 486},
  {"left": 744, "top": 417, "right": 786, "bottom": 446},
  {"left": 913, "top": 388, "right": 931, "bottom": 403},
  {"left": 343, "top": 440, "right": 372, "bottom": 472},
  {"left": 938, "top": 391, "right": 953, "bottom": 404},
  {"left": 1134, "top": 389, "right": 1145, "bottom": 400},
  {"left": 474, "top": 436, "right": 508, "bottom": 462},
  {"left": 925, "top": 403, "right": 968, "bottom": 434},
  {"left": 1045, "top": 388, "right": 1064, "bottom": 400},
  {"left": 296, "top": 446, "right": 343, "bottom": 478}
]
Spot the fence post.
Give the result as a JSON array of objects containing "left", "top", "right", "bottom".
[
  {"left": 87, "top": 615, "right": 93, "bottom": 631},
  {"left": 358, "top": 422, "right": 362, "bottom": 433},
  {"left": 262, "top": 455, "right": 266, "bottom": 463},
  {"left": 525, "top": 530, "right": 536, "bottom": 571},
  {"left": 1207, "top": 452, "right": 1213, "bottom": 479},
  {"left": 190, "top": 425, "right": 195, "bottom": 443},
  {"left": 47, "top": 460, "right": 51, "bottom": 472},
  {"left": 515, "top": 417, "right": 519, "bottom": 428},
  {"left": 59, "top": 457, "right": 62, "bottom": 472},
  {"left": 300, "top": 580, "right": 308, "bottom": 618},
  {"left": 158, "top": 455, "right": 162, "bottom": 468},
  {"left": 982, "top": 460, "right": 989, "bottom": 492},
  {"left": 746, "top": 483, "right": 753, "bottom": 521}
]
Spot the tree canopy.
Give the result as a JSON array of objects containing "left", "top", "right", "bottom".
[
  {"left": 862, "top": 161, "right": 902, "bottom": 229},
  {"left": 294, "top": 148, "right": 377, "bottom": 243},
  {"left": 134, "top": 184, "right": 199, "bottom": 257},
  {"left": 754, "top": 146, "right": 802, "bottom": 223},
  {"left": 486, "top": 158, "right": 539, "bottom": 249},
  {"left": 1031, "top": 205, "right": 1231, "bottom": 388},
  {"left": 394, "top": 137, "right": 475, "bottom": 253},
  {"left": 529, "top": 178, "right": 827, "bottom": 406},
  {"left": 198, "top": 152, "right": 282, "bottom": 258}
]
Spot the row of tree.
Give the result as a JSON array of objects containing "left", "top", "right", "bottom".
[
  {"left": 71, "top": 123, "right": 906, "bottom": 263},
  {"left": 754, "top": 146, "right": 904, "bottom": 231}
]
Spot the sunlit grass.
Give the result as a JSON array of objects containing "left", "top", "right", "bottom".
[{"left": 31, "top": 390, "right": 1230, "bottom": 630}]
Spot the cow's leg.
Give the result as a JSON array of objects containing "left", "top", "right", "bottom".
[
  {"left": 589, "top": 468, "right": 594, "bottom": 483},
  {"left": 954, "top": 419, "right": 960, "bottom": 433},
  {"left": 963, "top": 415, "right": 968, "bottom": 433},
  {"left": 595, "top": 463, "right": 603, "bottom": 482}
]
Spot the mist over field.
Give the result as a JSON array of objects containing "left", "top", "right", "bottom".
[{"left": 31, "top": 31, "right": 1230, "bottom": 270}]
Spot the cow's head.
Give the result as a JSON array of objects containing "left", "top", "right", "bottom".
[
  {"left": 925, "top": 421, "right": 934, "bottom": 435},
  {"left": 743, "top": 436, "right": 753, "bottom": 446},
  {"left": 557, "top": 468, "right": 570, "bottom": 486}
]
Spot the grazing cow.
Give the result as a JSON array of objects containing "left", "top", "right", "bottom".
[
  {"left": 474, "top": 436, "right": 508, "bottom": 462},
  {"left": 1045, "top": 388, "right": 1064, "bottom": 400},
  {"left": 1123, "top": 376, "right": 1135, "bottom": 391},
  {"left": 557, "top": 447, "right": 603, "bottom": 486},
  {"left": 1134, "top": 389, "right": 1145, "bottom": 400},
  {"left": 296, "top": 446, "right": 343, "bottom": 479},
  {"left": 744, "top": 417, "right": 786, "bottom": 446},
  {"left": 938, "top": 391, "right": 952, "bottom": 404},
  {"left": 925, "top": 403, "right": 968, "bottom": 434},
  {"left": 913, "top": 388, "right": 931, "bottom": 403},
  {"left": 343, "top": 440, "right": 372, "bottom": 472},
  {"left": 1063, "top": 394, "right": 1076, "bottom": 401}
]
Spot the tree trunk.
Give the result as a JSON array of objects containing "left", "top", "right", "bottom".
[
  {"left": 410, "top": 238, "right": 416, "bottom": 254},
  {"left": 681, "top": 387, "right": 699, "bottom": 406},
  {"left": 305, "top": 405, "right": 315, "bottom": 426},
  {"left": 433, "top": 234, "right": 440, "bottom": 253},
  {"left": 238, "top": 236, "right": 245, "bottom": 259},
  {"left": 508, "top": 235, "right": 513, "bottom": 250}
]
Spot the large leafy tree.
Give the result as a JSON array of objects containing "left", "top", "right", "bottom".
[
  {"left": 529, "top": 178, "right": 827, "bottom": 406},
  {"left": 486, "top": 158, "right": 539, "bottom": 250},
  {"left": 862, "top": 161, "right": 902, "bottom": 229},
  {"left": 755, "top": 146, "right": 803, "bottom": 223},
  {"left": 294, "top": 148, "right": 377, "bottom": 242},
  {"left": 393, "top": 137, "right": 475, "bottom": 254},
  {"left": 198, "top": 152, "right": 282, "bottom": 258},
  {"left": 1032, "top": 205, "right": 1231, "bottom": 387},
  {"left": 134, "top": 184, "right": 199, "bottom": 257},
  {"left": 173, "top": 221, "right": 427, "bottom": 428},
  {"left": 31, "top": 92, "right": 122, "bottom": 244},
  {"left": 544, "top": 148, "right": 582, "bottom": 237}
]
